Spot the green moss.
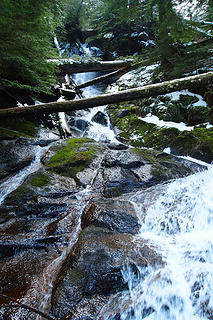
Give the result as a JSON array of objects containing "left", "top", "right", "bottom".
[
  {"left": 30, "top": 173, "right": 51, "bottom": 187},
  {"left": 173, "top": 127, "right": 213, "bottom": 161},
  {"left": 0, "top": 127, "right": 32, "bottom": 138},
  {"left": 131, "top": 148, "right": 158, "bottom": 164},
  {"left": 46, "top": 138, "right": 99, "bottom": 178},
  {"left": 5, "top": 185, "right": 35, "bottom": 205}
]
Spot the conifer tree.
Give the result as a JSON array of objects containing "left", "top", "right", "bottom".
[{"left": 0, "top": 0, "right": 65, "bottom": 104}]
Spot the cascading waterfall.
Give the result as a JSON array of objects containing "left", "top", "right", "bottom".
[
  {"left": 70, "top": 67, "right": 118, "bottom": 143},
  {"left": 0, "top": 145, "right": 45, "bottom": 205},
  {"left": 102, "top": 166, "right": 213, "bottom": 320}
]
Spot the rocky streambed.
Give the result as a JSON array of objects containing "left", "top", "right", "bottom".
[
  {"left": 1, "top": 62, "right": 213, "bottom": 319},
  {"left": 0, "top": 133, "right": 208, "bottom": 319}
]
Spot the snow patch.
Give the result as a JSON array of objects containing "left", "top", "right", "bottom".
[
  {"left": 165, "top": 89, "right": 207, "bottom": 107},
  {"left": 140, "top": 114, "right": 194, "bottom": 131}
]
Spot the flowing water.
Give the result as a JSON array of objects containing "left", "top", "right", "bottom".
[
  {"left": 0, "top": 146, "right": 45, "bottom": 205},
  {"left": 100, "top": 166, "right": 213, "bottom": 320},
  {"left": 0, "top": 44, "right": 213, "bottom": 319},
  {"left": 70, "top": 70, "right": 118, "bottom": 143}
]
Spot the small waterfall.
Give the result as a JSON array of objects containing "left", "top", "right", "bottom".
[
  {"left": 69, "top": 44, "right": 118, "bottom": 143},
  {"left": 102, "top": 167, "right": 213, "bottom": 320},
  {"left": 0, "top": 146, "right": 45, "bottom": 205},
  {"left": 54, "top": 37, "right": 64, "bottom": 57}
]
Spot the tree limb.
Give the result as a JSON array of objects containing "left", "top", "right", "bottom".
[{"left": 0, "top": 71, "right": 212, "bottom": 119}]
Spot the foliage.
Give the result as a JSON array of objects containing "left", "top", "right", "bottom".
[{"left": 0, "top": 0, "right": 65, "bottom": 100}]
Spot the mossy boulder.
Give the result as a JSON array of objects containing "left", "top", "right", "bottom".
[
  {"left": 134, "top": 126, "right": 213, "bottom": 163},
  {"left": 108, "top": 101, "right": 213, "bottom": 162},
  {"left": 46, "top": 138, "right": 100, "bottom": 178}
]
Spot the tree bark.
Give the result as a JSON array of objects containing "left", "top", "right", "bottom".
[
  {"left": 0, "top": 72, "right": 212, "bottom": 119},
  {"left": 50, "top": 59, "right": 133, "bottom": 75}
]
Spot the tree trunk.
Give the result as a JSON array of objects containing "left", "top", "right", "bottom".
[
  {"left": 0, "top": 72, "right": 212, "bottom": 119},
  {"left": 49, "top": 59, "right": 133, "bottom": 75}
]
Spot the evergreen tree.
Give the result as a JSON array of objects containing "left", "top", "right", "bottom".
[{"left": 0, "top": 0, "right": 63, "bottom": 104}]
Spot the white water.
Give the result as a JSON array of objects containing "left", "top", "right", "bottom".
[
  {"left": 0, "top": 145, "right": 46, "bottom": 205},
  {"left": 71, "top": 68, "right": 118, "bottom": 143},
  {"left": 105, "top": 167, "right": 213, "bottom": 320}
]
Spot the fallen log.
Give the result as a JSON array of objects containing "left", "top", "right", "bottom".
[
  {"left": 0, "top": 72, "right": 212, "bottom": 119},
  {"left": 49, "top": 59, "right": 133, "bottom": 75},
  {"left": 76, "top": 64, "right": 140, "bottom": 90}
]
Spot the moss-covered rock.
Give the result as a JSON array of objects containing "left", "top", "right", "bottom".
[
  {"left": 4, "top": 185, "right": 36, "bottom": 206},
  {"left": 108, "top": 99, "right": 213, "bottom": 162},
  {"left": 30, "top": 173, "right": 51, "bottom": 187},
  {"left": 46, "top": 138, "right": 100, "bottom": 178}
]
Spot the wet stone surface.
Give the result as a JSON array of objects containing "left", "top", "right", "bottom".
[{"left": 0, "top": 137, "right": 207, "bottom": 319}]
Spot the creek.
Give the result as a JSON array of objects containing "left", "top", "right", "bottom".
[
  {"left": 0, "top": 45, "right": 212, "bottom": 320},
  {"left": 100, "top": 165, "right": 213, "bottom": 320}
]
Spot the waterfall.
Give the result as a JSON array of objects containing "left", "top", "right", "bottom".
[
  {"left": 68, "top": 44, "right": 118, "bottom": 143},
  {"left": 1, "top": 40, "right": 212, "bottom": 320},
  {"left": 101, "top": 167, "right": 213, "bottom": 320}
]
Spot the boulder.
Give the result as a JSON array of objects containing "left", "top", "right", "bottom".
[
  {"left": 81, "top": 198, "right": 140, "bottom": 234},
  {"left": 91, "top": 111, "right": 108, "bottom": 126},
  {"left": 69, "top": 118, "right": 90, "bottom": 132},
  {"left": 51, "top": 225, "right": 163, "bottom": 319},
  {"left": 0, "top": 139, "right": 35, "bottom": 179}
]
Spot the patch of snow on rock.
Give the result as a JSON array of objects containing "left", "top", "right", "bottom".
[
  {"left": 140, "top": 114, "right": 194, "bottom": 131},
  {"left": 165, "top": 90, "right": 207, "bottom": 107}
]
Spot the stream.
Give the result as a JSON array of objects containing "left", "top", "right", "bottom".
[
  {"left": 0, "top": 45, "right": 213, "bottom": 320},
  {"left": 110, "top": 166, "right": 213, "bottom": 320}
]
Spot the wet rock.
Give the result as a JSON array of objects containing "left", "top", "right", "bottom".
[
  {"left": 15, "top": 202, "right": 69, "bottom": 218},
  {"left": 69, "top": 118, "right": 90, "bottom": 132},
  {"left": 51, "top": 225, "right": 163, "bottom": 319},
  {"left": 90, "top": 148, "right": 205, "bottom": 198},
  {"left": 91, "top": 111, "right": 108, "bottom": 126},
  {"left": 104, "top": 151, "right": 145, "bottom": 169},
  {"left": 0, "top": 242, "right": 46, "bottom": 260},
  {"left": 81, "top": 199, "right": 139, "bottom": 234},
  {"left": 0, "top": 139, "right": 35, "bottom": 179},
  {"left": 19, "top": 138, "right": 58, "bottom": 147},
  {"left": 107, "top": 142, "right": 129, "bottom": 150}
]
